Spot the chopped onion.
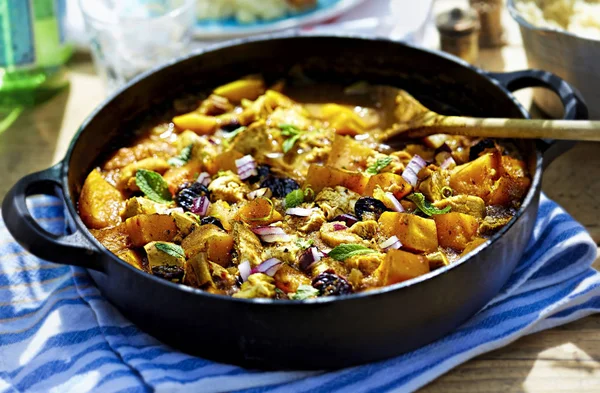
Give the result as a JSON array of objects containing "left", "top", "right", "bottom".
[
  {"left": 384, "top": 192, "right": 405, "bottom": 213},
  {"left": 236, "top": 155, "right": 257, "bottom": 180},
  {"left": 239, "top": 260, "right": 251, "bottom": 282},
  {"left": 265, "top": 152, "right": 284, "bottom": 159},
  {"left": 441, "top": 156, "right": 456, "bottom": 170},
  {"left": 197, "top": 172, "right": 211, "bottom": 186},
  {"left": 402, "top": 154, "right": 427, "bottom": 186},
  {"left": 190, "top": 196, "right": 210, "bottom": 216},
  {"left": 251, "top": 258, "right": 283, "bottom": 276},
  {"left": 298, "top": 246, "right": 323, "bottom": 271},
  {"left": 333, "top": 223, "right": 347, "bottom": 231},
  {"left": 286, "top": 207, "right": 314, "bottom": 217},
  {"left": 332, "top": 214, "right": 358, "bottom": 226},
  {"left": 248, "top": 187, "right": 272, "bottom": 200},
  {"left": 380, "top": 235, "right": 402, "bottom": 251},
  {"left": 252, "top": 226, "right": 292, "bottom": 243}
]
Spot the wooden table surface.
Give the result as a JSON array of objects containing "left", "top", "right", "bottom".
[{"left": 1, "top": 1, "right": 600, "bottom": 391}]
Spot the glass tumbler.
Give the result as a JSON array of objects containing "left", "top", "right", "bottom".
[{"left": 79, "top": 0, "right": 196, "bottom": 93}]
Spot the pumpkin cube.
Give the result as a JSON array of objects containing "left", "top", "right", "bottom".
[
  {"left": 378, "top": 212, "right": 438, "bottom": 253},
  {"left": 365, "top": 173, "right": 412, "bottom": 199},
  {"left": 79, "top": 169, "right": 124, "bottom": 229},
  {"left": 449, "top": 152, "right": 500, "bottom": 201},
  {"left": 213, "top": 78, "right": 265, "bottom": 102},
  {"left": 304, "top": 164, "right": 368, "bottom": 194},
  {"left": 381, "top": 249, "right": 430, "bottom": 285},
  {"left": 125, "top": 214, "right": 178, "bottom": 247},
  {"left": 433, "top": 212, "right": 479, "bottom": 251}
]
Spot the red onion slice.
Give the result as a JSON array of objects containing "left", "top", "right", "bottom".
[
  {"left": 236, "top": 155, "right": 257, "bottom": 180},
  {"left": 197, "top": 172, "right": 211, "bottom": 186},
  {"left": 441, "top": 156, "right": 456, "bottom": 170},
  {"left": 251, "top": 258, "right": 283, "bottom": 276},
  {"left": 332, "top": 214, "right": 358, "bottom": 226},
  {"left": 333, "top": 223, "right": 347, "bottom": 231},
  {"left": 252, "top": 226, "right": 292, "bottom": 243},
  {"left": 402, "top": 154, "right": 427, "bottom": 186},
  {"left": 239, "top": 260, "right": 251, "bottom": 282},
  {"left": 384, "top": 192, "right": 405, "bottom": 213},
  {"left": 380, "top": 235, "right": 402, "bottom": 251},
  {"left": 298, "top": 246, "right": 323, "bottom": 271},
  {"left": 285, "top": 207, "right": 314, "bottom": 217},
  {"left": 190, "top": 196, "right": 210, "bottom": 216}
]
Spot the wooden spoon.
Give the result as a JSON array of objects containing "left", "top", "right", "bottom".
[{"left": 376, "top": 90, "right": 600, "bottom": 142}]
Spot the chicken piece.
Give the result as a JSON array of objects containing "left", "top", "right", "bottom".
[
  {"left": 345, "top": 252, "right": 384, "bottom": 275},
  {"left": 320, "top": 222, "right": 369, "bottom": 248},
  {"left": 103, "top": 139, "right": 176, "bottom": 170},
  {"left": 207, "top": 171, "right": 250, "bottom": 204},
  {"left": 432, "top": 195, "right": 486, "bottom": 220},
  {"left": 79, "top": 169, "right": 125, "bottom": 229},
  {"left": 273, "top": 264, "right": 311, "bottom": 293},
  {"left": 349, "top": 220, "right": 379, "bottom": 240},
  {"left": 426, "top": 251, "right": 450, "bottom": 270},
  {"left": 171, "top": 210, "right": 199, "bottom": 238},
  {"left": 285, "top": 207, "right": 327, "bottom": 233},
  {"left": 310, "top": 258, "right": 349, "bottom": 277},
  {"left": 115, "top": 249, "right": 144, "bottom": 271},
  {"left": 90, "top": 224, "right": 131, "bottom": 254},
  {"left": 117, "top": 157, "right": 170, "bottom": 191},
  {"left": 418, "top": 169, "right": 450, "bottom": 202},
  {"left": 261, "top": 243, "right": 301, "bottom": 266},
  {"left": 232, "top": 222, "right": 263, "bottom": 267},
  {"left": 144, "top": 241, "right": 186, "bottom": 269},
  {"left": 232, "top": 273, "right": 276, "bottom": 299},
  {"left": 209, "top": 261, "right": 237, "bottom": 290},
  {"left": 229, "top": 122, "right": 278, "bottom": 158},
  {"left": 315, "top": 186, "right": 360, "bottom": 220},
  {"left": 121, "top": 197, "right": 169, "bottom": 219}
]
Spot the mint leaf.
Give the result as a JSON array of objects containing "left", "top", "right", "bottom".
[
  {"left": 155, "top": 242, "right": 185, "bottom": 259},
  {"left": 366, "top": 156, "right": 393, "bottom": 175},
  {"left": 223, "top": 126, "right": 246, "bottom": 140},
  {"left": 407, "top": 192, "right": 451, "bottom": 216},
  {"left": 329, "top": 244, "right": 377, "bottom": 261},
  {"left": 168, "top": 144, "right": 193, "bottom": 167},
  {"left": 285, "top": 189, "right": 304, "bottom": 208},
  {"left": 279, "top": 124, "right": 303, "bottom": 153},
  {"left": 295, "top": 238, "right": 314, "bottom": 250},
  {"left": 290, "top": 284, "right": 319, "bottom": 300},
  {"left": 135, "top": 169, "right": 173, "bottom": 204}
]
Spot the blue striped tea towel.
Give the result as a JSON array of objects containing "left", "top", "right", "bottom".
[{"left": 0, "top": 193, "right": 598, "bottom": 393}]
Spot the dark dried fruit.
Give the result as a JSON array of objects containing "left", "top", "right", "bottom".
[
  {"left": 152, "top": 265, "right": 184, "bottom": 283},
  {"left": 469, "top": 139, "right": 496, "bottom": 161},
  {"left": 355, "top": 197, "right": 389, "bottom": 220},
  {"left": 312, "top": 270, "right": 353, "bottom": 296},
  {"left": 200, "top": 216, "right": 224, "bottom": 230},
  {"left": 246, "top": 165, "right": 271, "bottom": 184},
  {"left": 220, "top": 119, "right": 242, "bottom": 132},
  {"left": 260, "top": 176, "right": 300, "bottom": 198},
  {"left": 176, "top": 182, "right": 211, "bottom": 211}
]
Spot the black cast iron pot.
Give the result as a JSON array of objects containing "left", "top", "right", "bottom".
[{"left": 2, "top": 35, "right": 588, "bottom": 369}]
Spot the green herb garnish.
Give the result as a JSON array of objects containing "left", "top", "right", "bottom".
[
  {"left": 329, "top": 244, "right": 377, "bottom": 261},
  {"left": 223, "top": 126, "right": 247, "bottom": 140},
  {"left": 135, "top": 169, "right": 173, "bottom": 204},
  {"left": 285, "top": 189, "right": 305, "bottom": 208},
  {"left": 167, "top": 144, "right": 193, "bottom": 167},
  {"left": 290, "top": 284, "right": 319, "bottom": 300},
  {"left": 366, "top": 156, "right": 393, "bottom": 175},
  {"left": 280, "top": 124, "right": 303, "bottom": 153},
  {"left": 155, "top": 242, "right": 185, "bottom": 259},
  {"left": 407, "top": 192, "right": 451, "bottom": 216},
  {"left": 295, "top": 238, "right": 314, "bottom": 250}
]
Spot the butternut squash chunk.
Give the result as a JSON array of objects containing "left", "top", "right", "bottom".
[
  {"left": 449, "top": 152, "right": 500, "bottom": 201},
  {"left": 125, "top": 214, "right": 178, "bottom": 247},
  {"left": 380, "top": 249, "right": 430, "bottom": 285},
  {"left": 90, "top": 223, "right": 130, "bottom": 254},
  {"left": 172, "top": 113, "right": 219, "bottom": 135},
  {"left": 461, "top": 237, "right": 488, "bottom": 256},
  {"left": 213, "top": 78, "right": 265, "bottom": 102},
  {"left": 181, "top": 224, "right": 234, "bottom": 266},
  {"left": 434, "top": 212, "right": 479, "bottom": 251},
  {"left": 236, "top": 198, "right": 282, "bottom": 227},
  {"left": 487, "top": 176, "right": 531, "bottom": 207},
  {"left": 115, "top": 249, "right": 144, "bottom": 271},
  {"left": 378, "top": 212, "right": 438, "bottom": 253},
  {"left": 163, "top": 161, "right": 203, "bottom": 194},
  {"left": 205, "top": 149, "right": 244, "bottom": 175},
  {"left": 364, "top": 173, "right": 412, "bottom": 199},
  {"left": 273, "top": 264, "right": 311, "bottom": 293},
  {"left": 304, "top": 164, "right": 368, "bottom": 194},
  {"left": 326, "top": 134, "right": 375, "bottom": 171},
  {"left": 79, "top": 169, "right": 124, "bottom": 229}
]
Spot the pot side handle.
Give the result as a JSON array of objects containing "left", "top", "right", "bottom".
[
  {"left": 2, "top": 164, "right": 104, "bottom": 272},
  {"left": 487, "top": 69, "right": 589, "bottom": 168}
]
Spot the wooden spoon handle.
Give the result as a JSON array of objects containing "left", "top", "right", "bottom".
[{"left": 406, "top": 116, "right": 600, "bottom": 141}]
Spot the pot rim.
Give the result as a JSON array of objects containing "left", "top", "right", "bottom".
[{"left": 62, "top": 33, "right": 543, "bottom": 305}]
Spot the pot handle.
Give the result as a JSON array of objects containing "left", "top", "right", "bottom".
[
  {"left": 2, "top": 164, "right": 104, "bottom": 272},
  {"left": 487, "top": 69, "right": 589, "bottom": 167}
]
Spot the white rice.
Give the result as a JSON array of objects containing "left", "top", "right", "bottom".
[{"left": 515, "top": 0, "right": 600, "bottom": 40}]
